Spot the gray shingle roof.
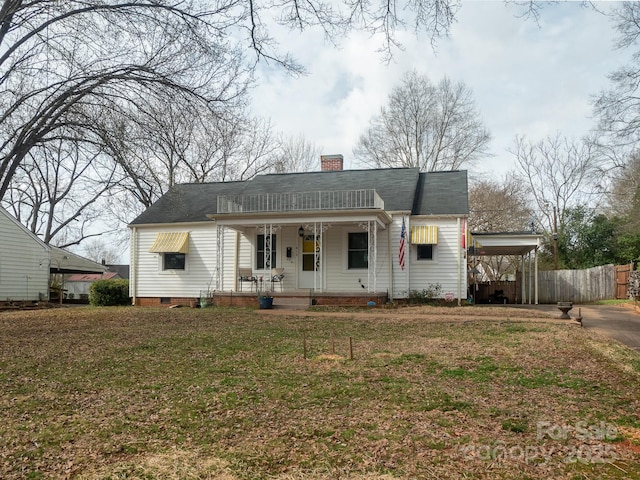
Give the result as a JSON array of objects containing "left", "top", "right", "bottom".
[
  {"left": 413, "top": 171, "right": 469, "bottom": 216},
  {"left": 128, "top": 168, "right": 468, "bottom": 225}
]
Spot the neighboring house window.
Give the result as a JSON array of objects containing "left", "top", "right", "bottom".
[
  {"left": 348, "top": 232, "right": 368, "bottom": 269},
  {"left": 163, "top": 253, "right": 186, "bottom": 270},
  {"left": 417, "top": 244, "right": 434, "bottom": 261},
  {"left": 257, "top": 234, "right": 277, "bottom": 269}
]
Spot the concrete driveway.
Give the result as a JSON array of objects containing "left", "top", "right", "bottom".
[
  {"left": 576, "top": 304, "right": 640, "bottom": 352},
  {"left": 508, "top": 303, "right": 640, "bottom": 352}
]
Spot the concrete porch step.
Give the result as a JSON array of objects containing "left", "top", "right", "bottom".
[{"left": 272, "top": 297, "right": 310, "bottom": 310}]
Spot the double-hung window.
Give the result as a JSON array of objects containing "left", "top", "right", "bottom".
[
  {"left": 348, "top": 232, "right": 368, "bottom": 269},
  {"left": 257, "top": 234, "right": 277, "bottom": 269}
]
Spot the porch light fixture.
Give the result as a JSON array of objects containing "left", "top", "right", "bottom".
[{"left": 298, "top": 226, "right": 304, "bottom": 237}]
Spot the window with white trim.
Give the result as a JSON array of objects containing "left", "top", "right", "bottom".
[
  {"left": 348, "top": 232, "right": 368, "bottom": 269},
  {"left": 163, "top": 253, "right": 186, "bottom": 270},
  {"left": 257, "top": 234, "right": 277, "bottom": 269},
  {"left": 417, "top": 244, "right": 434, "bottom": 261}
]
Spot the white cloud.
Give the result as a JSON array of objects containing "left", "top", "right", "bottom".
[{"left": 251, "top": 1, "right": 629, "bottom": 177}]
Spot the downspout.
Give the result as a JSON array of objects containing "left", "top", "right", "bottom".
[
  {"left": 130, "top": 226, "right": 137, "bottom": 305},
  {"left": 235, "top": 229, "right": 241, "bottom": 291}
]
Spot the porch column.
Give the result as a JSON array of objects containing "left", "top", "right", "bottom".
[
  {"left": 372, "top": 221, "right": 377, "bottom": 293},
  {"left": 313, "top": 222, "right": 318, "bottom": 292},
  {"left": 263, "top": 223, "right": 273, "bottom": 290},
  {"left": 315, "top": 222, "right": 325, "bottom": 292}
]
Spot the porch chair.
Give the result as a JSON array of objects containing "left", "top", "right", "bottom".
[
  {"left": 238, "top": 267, "right": 257, "bottom": 292},
  {"left": 271, "top": 268, "right": 285, "bottom": 292}
]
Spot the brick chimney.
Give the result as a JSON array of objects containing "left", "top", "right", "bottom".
[{"left": 321, "top": 154, "right": 343, "bottom": 171}]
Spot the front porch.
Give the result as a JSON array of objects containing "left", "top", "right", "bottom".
[{"left": 209, "top": 189, "right": 392, "bottom": 296}]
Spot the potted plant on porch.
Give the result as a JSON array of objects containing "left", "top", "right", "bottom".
[{"left": 257, "top": 277, "right": 273, "bottom": 309}]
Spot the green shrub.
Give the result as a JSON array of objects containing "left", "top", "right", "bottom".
[
  {"left": 408, "top": 283, "right": 442, "bottom": 305},
  {"left": 89, "top": 279, "right": 130, "bottom": 306}
]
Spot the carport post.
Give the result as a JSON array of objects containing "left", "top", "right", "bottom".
[
  {"left": 533, "top": 247, "right": 538, "bottom": 305},
  {"left": 529, "top": 251, "right": 533, "bottom": 305},
  {"left": 521, "top": 255, "right": 526, "bottom": 304}
]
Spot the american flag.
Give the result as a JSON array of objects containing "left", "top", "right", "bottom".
[{"left": 399, "top": 216, "right": 406, "bottom": 271}]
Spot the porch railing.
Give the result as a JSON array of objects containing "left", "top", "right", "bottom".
[{"left": 216, "top": 189, "right": 384, "bottom": 214}]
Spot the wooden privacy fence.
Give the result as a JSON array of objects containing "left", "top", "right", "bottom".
[
  {"left": 537, "top": 264, "right": 621, "bottom": 304},
  {"left": 616, "top": 263, "right": 635, "bottom": 299}
]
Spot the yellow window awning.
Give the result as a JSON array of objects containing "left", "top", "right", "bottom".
[
  {"left": 148, "top": 232, "right": 190, "bottom": 254},
  {"left": 411, "top": 225, "right": 438, "bottom": 245}
]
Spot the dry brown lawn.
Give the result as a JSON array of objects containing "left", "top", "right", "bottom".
[{"left": 0, "top": 305, "right": 639, "bottom": 479}]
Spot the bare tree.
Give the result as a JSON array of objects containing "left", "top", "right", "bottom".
[
  {"left": 591, "top": 1, "right": 640, "bottom": 184},
  {"left": 271, "top": 134, "right": 320, "bottom": 173},
  {"left": 510, "top": 133, "right": 600, "bottom": 233},
  {"left": 0, "top": 0, "right": 469, "bottom": 199},
  {"left": 354, "top": 72, "right": 491, "bottom": 172},
  {"left": 4, "top": 134, "right": 121, "bottom": 246},
  {"left": 99, "top": 94, "right": 245, "bottom": 206},
  {"left": 468, "top": 176, "right": 534, "bottom": 233},
  {"left": 0, "top": 0, "right": 549, "bottom": 250},
  {"left": 227, "top": 117, "right": 280, "bottom": 181},
  {"left": 468, "top": 175, "right": 535, "bottom": 281},
  {"left": 606, "top": 152, "right": 640, "bottom": 232},
  {"left": 0, "top": 1, "right": 254, "bottom": 201},
  {"left": 82, "top": 238, "right": 121, "bottom": 266},
  {"left": 100, "top": 105, "right": 278, "bottom": 225}
]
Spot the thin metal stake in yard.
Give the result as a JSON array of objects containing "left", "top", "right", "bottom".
[
  {"left": 349, "top": 336, "right": 353, "bottom": 360},
  {"left": 331, "top": 332, "right": 335, "bottom": 355},
  {"left": 303, "top": 333, "right": 307, "bottom": 360}
]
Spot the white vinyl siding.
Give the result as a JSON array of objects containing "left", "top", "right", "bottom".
[
  {"left": 135, "top": 224, "right": 235, "bottom": 297},
  {"left": 131, "top": 216, "right": 464, "bottom": 299},
  {"left": 408, "top": 219, "right": 465, "bottom": 299},
  {"left": 321, "top": 225, "right": 390, "bottom": 293},
  {"left": 0, "top": 209, "right": 49, "bottom": 301},
  {"left": 390, "top": 215, "right": 466, "bottom": 299}
]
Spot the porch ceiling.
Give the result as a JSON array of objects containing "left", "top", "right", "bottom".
[{"left": 469, "top": 232, "right": 543, "bottom": 257}]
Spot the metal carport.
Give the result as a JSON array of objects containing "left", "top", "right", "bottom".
[{"left": 469, "top": 232, "right": 544, "bottom": 304}]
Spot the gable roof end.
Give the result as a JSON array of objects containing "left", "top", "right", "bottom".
[{"left": 412, "top": 171, "right": 468, "bottom": 216}]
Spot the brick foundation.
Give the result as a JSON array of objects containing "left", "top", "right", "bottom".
[
  {"left": 134, "top": 292, "right": 388, "bottom": 308},
  {"left": 134, "top": 294, "right": 258, "bottom": 308},
  {"left": 312, "top": 294, "right": 387, "bottom": 306}
]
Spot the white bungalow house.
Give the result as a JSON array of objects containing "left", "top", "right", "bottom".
[
  {"left": 1, "top": 205, "right": 108, "bottom": 304},
  {"left": 128, "top": 155, "right": 470, "bottom": 307},
  {"left": 0, "top": 205, "right": 50, "bottom": 302}
]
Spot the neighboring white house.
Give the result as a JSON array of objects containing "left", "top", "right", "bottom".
[
  {"left": 65, "top": 271, "right": 120, "bottom": 299},
  {"left": 0, "top": 205, "right": 50, "bottom": 301},
  {"left": 128, "top": 155, "right": 470, "bottom": 307}
]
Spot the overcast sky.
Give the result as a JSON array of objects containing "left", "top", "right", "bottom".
[{"left": 251, "top": 1, "right": 630, "bottom": 181}]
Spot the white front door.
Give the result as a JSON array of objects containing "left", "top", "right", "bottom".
[{"left": 299, "top": 234, "right": 320, "bottom": 289}]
